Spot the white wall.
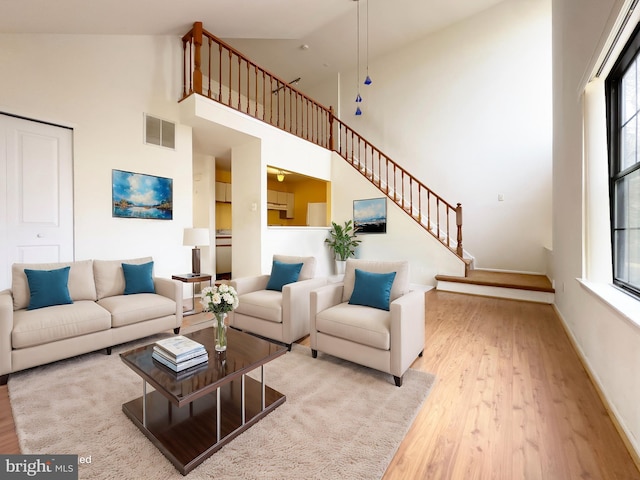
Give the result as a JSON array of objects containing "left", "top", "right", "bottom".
[
  {"left": 181, "top": 95, "right": 465, "bottom": 284},
  {"left": 180, "top": 95, "right": 335, "bottom": 278},
  {"left": 553, "top": 0, "right": 640, "bottom": 460},
  {"left": 0, "top": 34, "right": 193, "bottom": 279},
  {"left": 309, "top": 0, "right": 553, "bottom": 274},
  {"left": 192, "top": 153, "right": 216, "bottom": 274},
  {"left": 331, "top": 154, "right": 466, "bottom": 285}
]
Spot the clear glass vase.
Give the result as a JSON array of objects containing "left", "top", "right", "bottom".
[{"left": 214, "top": 312, "right": 227, "bottom": 352}]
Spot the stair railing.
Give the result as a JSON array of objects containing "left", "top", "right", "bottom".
[
  {"left": 334, "top": 118, "right": 463, "bottom": 256},
  {"left": 182, "top": 22, "right": 331, "bottom": 149},
  {"left": 181, "top": 22, "right": 463, "bottom": 258}
]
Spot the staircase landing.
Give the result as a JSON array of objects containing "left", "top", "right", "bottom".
[{"left": 435, "top": 270, "right": 554, "bottom": 304}]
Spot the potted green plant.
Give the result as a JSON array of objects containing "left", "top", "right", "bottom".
[{"left": 325, "top": 220, "right": 361, "bottom": 274}]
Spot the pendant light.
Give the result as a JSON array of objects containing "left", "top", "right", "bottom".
[{"left": 364, "top": 0, "right": 372, "bottom": 86}]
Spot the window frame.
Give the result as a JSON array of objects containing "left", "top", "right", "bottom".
[{"left": 605, "top": 21, "right": 640, "bottom": 299}]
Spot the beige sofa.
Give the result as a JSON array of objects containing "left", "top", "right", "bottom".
[{"left": 0, "top": 257, "right": 183, "bottom": 384}]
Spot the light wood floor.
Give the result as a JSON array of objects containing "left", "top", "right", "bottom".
[
  {"left": 1, "top": 291, "right": 639, "bottom": 479},
  {"left": 383, "top": 291, "right": 639, "bottom": 479}
]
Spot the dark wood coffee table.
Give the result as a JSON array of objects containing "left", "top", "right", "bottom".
[{"left": 120, "top": 327, "right": 287, "bottom": 475}]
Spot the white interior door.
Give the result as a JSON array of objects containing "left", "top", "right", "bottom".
[{"left": 0, "top": 114, "right": 74, "bottom": 290}]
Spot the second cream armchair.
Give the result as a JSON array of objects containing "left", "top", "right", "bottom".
[
  {"left": 228, "top": 255, "right": 326, "bottom": 350},
  {"left": 310, "top": 258, "right": 425, "bottom": 386}
]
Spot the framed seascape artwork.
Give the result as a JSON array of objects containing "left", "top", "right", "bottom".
[
  {"left": 112, "top": 169, "right": 173, "bottom": 220},
  {"left": 353, "top": 197, "right": 387, "bottom": 234}
]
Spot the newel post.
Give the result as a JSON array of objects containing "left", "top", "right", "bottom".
[
  {"left": 455, "top": 203, "right": 463, "bottom": 257},
  {"left": 329, "top": 106, "right": 335, "bottom": 152},
  {"left": 193, "top": 22, "right": 203, "bottom": 95}
]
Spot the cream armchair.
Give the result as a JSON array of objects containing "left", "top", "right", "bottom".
[
  {"left": 229, "top": 255, "right": 326, "bottom": 350},
  {"left": 310, "top": 259, "right": 425, "bottom": 386}
]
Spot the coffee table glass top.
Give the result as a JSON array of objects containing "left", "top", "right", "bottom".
[{"left": 120, "top": 327, "right": 287, "bottom": 406}]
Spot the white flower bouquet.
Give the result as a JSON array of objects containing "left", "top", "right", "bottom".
[{"left": 200, "top": 283, "right": 239, "bottom": 315}]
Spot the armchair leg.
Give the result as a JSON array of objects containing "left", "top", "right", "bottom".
[
  {"left": 393, "top": 375, "right": 403, "bottom": 387},
  {"left": 105, "top": 347, "right": 112, "bottom": 355},
  {"left": 418, "top": 349, "right": 424, "bottom": 357},
  {"left": 287, "top": 343, "right": 292, "bottom": 352},
  {"left": 0, "top": 374, "right": 8, "bottom": 386},
  {"left": 174, "top": 327, "right": 181, "bottom": 334},
  {"left": 311, "top": 349, "right": 318, "bottom": 358}
]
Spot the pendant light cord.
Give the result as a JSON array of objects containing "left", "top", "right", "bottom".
[
  {"left": 366, "top": 0, "right": 369, "bottom": 78},
  {"left": 357, "top": 0, "right": 360, "bottom": 88}
]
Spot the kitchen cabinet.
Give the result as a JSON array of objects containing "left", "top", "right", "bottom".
[
  {"left": 267, "top": 190, "right": 294, "bottom": 217},
  {"left": 215, "top": 182, "right": 232, "bottom": 203},
  {"left": 215, "top": 236, "right": 232, "bottom": 274},
  {"left": 284, "top": 192, "right": 294, "bottom": 219}
]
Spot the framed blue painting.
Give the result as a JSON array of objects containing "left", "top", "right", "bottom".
[
  {"left": 112, "top": 170, "right": 173, "bottom": 220},
  {"left": 353, "top": 197, "right": 386, "bottom": 234}
]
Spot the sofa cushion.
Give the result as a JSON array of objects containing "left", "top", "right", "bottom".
[
  {"left": 12, "top": 301, "right": 111, "bottom": 349},
  {"left": 122, "top": 261, "right": 155, "bottom": 295},
  {"left": 25, "top": 267, "right": 73, "bottom": 310},
  {"left": 12, "top": 259, "right": 96, "bottom": 310},
  {"left": 98, "top": 293, "right": 176, "bottom": 327},
  {"left": 342, "top": 259, "right": 409, "bottom": 304},
  {"left": 273, "top": 255, "right": 316, "bottom": 280},
  {"left": 94, "top": 257, "right": 153, "bottom": 300},
  {"left": 234, "top": 290, "right": 283, "bottom": 324},
  {"left": 266, "top": 260, "right": 303, "bottom": 292},
  {"left": 348, "top": 269, "right": 396, "bottom": 311},
  {"left": 315, "top": 302, "right": 391, "bottom": 350}
]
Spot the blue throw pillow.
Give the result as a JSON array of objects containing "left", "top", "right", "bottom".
[
  {"left": 265, "top": 260, "right": 303, "bottom": 292},
  {"left": 122, "top": 261, "right": 155, "bottom": 294},
  {"left": 348, "top": 269, "right": 397, "bottom": 311},
  {"left": 25, "top": 266, "right": 73, "bottom": 310}
]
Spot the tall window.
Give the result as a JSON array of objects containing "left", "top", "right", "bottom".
[{"left": 606, "top": 23, "right": 640, "bottom": 298}]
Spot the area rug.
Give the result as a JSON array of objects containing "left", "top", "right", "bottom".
[{"left": 8, "top": 336, "right": 434, "bottom": 479}]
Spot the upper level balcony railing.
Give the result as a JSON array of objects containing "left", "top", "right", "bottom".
[
  {"left": 181, "top": 22, "right": 332, "bottom": 150},
  {"left": 181, "top": 22, "right": 464, "bottom": 259}
]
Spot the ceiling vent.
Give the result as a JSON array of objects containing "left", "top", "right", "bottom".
[{"left": 144, "top": 114, "right": 175, "bottom": 149}]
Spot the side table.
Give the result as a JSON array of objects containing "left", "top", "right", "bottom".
[{"left": 171, "top": 273, "right": 212, "bottom": 316}]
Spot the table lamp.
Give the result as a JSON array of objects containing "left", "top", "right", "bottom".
[{"left": 183, "top": 228, "right": 210, "bottom": 275}]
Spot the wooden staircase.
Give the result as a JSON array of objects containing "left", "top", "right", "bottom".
[
  {"left": 180, "top": 23, "right": 548, "bottom": 296},
  {"left": 435, "top": 270, "right": 555, "bottom": 304},
  {"left": 180, "top": 22, "right": 466, "bottom": 270}
]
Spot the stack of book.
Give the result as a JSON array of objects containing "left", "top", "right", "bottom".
[{"left": 152, "top": 335, "right": 208, "bottom": 374}]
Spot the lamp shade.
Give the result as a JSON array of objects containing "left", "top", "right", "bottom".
[{"left": 183, "top": 228, "right": 210, "bottom": 247}]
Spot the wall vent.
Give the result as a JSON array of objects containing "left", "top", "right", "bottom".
[{"left": 144, "top": 114, "right": 175, "bottom": 149}]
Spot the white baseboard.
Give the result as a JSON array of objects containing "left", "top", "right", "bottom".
[{"left": 553, "top": 304, "right": 640, "bottom": 471}]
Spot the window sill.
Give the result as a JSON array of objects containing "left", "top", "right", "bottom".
[{"left": 578, "top": 279, "right": 640, "bottom": 330}]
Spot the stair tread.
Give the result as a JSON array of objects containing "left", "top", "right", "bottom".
[{"left": 435, "top": 269, "right": 554, "bottom": 293}]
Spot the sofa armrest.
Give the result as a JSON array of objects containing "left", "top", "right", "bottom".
[
  {"left": 389, "top": 290, "right": 426, "bottom": 377},
  {"left": 309, "top": 282, "right": 345, "bottom": 349},
  {"left": 310, "top": 282, "right": 344, "bottom": 315},
  {"left": 231, "top": 275, "right": 270, "bottom": 295},
  {"left": 154, "top": 277, "right": 183, "bottom": 326},
  {"left": 281, "top": 277, "right": 328, "bottom": 343},
  {"left": 0, "top": 290, "right": 14, "bottom": 376}
]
